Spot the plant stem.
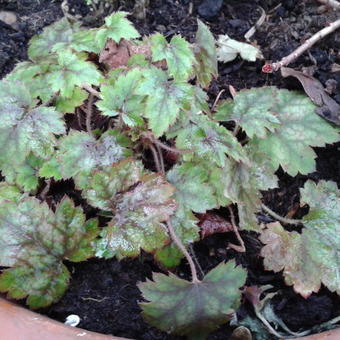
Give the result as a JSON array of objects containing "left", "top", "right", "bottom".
[
  {"left": 261, "top": 203, "right": 302, "bottom": 225},
  {"left": 39, "top": 92, "right": 59, "bottom": 108},
  {"left": 155, "top": 143, "right": 165, "bottom": 175},
  {"left": 254, "top": 308, "right": 285, "bottom": 338},
  {"left": 188, "top": 244, "right": 205, "bottom": 279},
  {"left": 212, "top": 89, "right": 225, "bottom": 111},
  {"left": 233, "top": 123, "right": 240, "bottom": 136},
  {"left": 153, "top": 138, "right": 193, "bottom": 154},
  {"left": 227, "top": 206, "right": 246, "bottom": 253},
  {"left": 166, "top": 220, "right": 200, "bottom": 283},
  {"left": 39, "top": 179, "right": 51, "bottom": 200},
  {"left": 82, "top": 84, "right": 101, "bottom": 98},
  {"left": 149, "top": 143, "right": 162, "bottom": 173},
  {"left": 262, "top": 18, "right": 340, "bottom": 72},
  {"left": 86, "top": 94, "right": 95, "bottom": 137}
]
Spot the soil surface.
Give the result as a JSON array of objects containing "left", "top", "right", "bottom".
[{"left": 0, "top": 0, "right": 339, "bottom": 339}]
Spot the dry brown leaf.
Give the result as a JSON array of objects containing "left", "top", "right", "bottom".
[
  {"left": 99, "top": 39, "right": 132, "bottom": 70},
  {"left": 281, "top": 67, "right": 340, "bottom": 125},
  {"left": 99, "top": 38, "right": 166, "bottom": 71},
  {"left": 198, "top": 212, "right": 233, "bottom": 239}
]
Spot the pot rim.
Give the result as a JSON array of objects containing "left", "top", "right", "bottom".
[{"left": 0, "top": 297, "right": 132, "bottom": 340}]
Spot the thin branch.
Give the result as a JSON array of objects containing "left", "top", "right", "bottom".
[
  {"left": 261, "top": 203, "right": 302, "bottom": 225},
  {"left": 166, "top": 220, "right": 200, "bottom": 283},
  {"left": 82, "top": 84, "right": 101, "bottom": 98},
  {"left": 153, "top": 138, "right": 193, "bottom": 154},
  {"left": 262, "top": 18, "right": 340, "bottom": 73},
  {"left": 149, "top": 144, "right": 162, "bottom": 173},
  {"left": 86, "top": 94, "right": 95, "bottom": 136},
  {"left": 188, "top": 244, "right": 205, "bottom": 279},
  {"left": 39, "top": 92, "right": 59, "bottom": 108},
  {"left": 317, "top": 0, "right": 340, "bottom": 10},
  {"left": 39, "top": 179, "right": 51, "bottom": 200},
  {"left": 227, "top": 206, "right": 246, "bottom": 253},
  {"left": 212, "top": 89, "right": 225, "bottom": 111},
  {"left": 254, "top": 309, "right": 287, "bottom": 338},
  {"left": 155, "top": 143, "right": 165, "bottom": 175},
  {"left": 233, "top": 123, "right": 240, "bottom": 137}
]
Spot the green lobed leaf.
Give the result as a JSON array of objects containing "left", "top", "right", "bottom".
[
  {"left": 5, "top": 60, "right": 55, "bottom": 103},
  {"left": 155, "top": 207, "right": 200, "bottom": 268},
  {"left": 96, "top": 11, "right": 140, "bottom": 50},
  {"left": 0, "top": 261, "right": 70, "bottom": 309},
  {"left": 193, "top": 19, "right": 218, "bottom": 88},
  {"left": 247, "top": 88, "right": 339, "bottom": 176},
  {"left": 135, "top": 67, "right": 192, "bottom": 136},
  {"left": 28, "top": 18, "right": 80, "bottom": 61},
  {"left": 0, "top": 80, "right": 65, "bottom": 169},
  {"left": 39, "top": 157, "right": 63, "bottom": 181},
  {"left": 222, "top": 146, "right": 278, "bottom": 231},
  {"left": 139, "top": 260, "right": 247, "bottom": 339},
  {"left": 48, "top": 50, "right": 102, "bottom": 98},
  {"left": 0, "top": 182, "right": 23, "bottom": 204},
  {"left": 70, "top": 28, "right": 101, "bottom": 54},
  {"left": 151, "top": 33, "right": 195, "bottom": 81},
  {"left": 168, "top": 114, "right": 248, "bottom": 166},
  {"left": 260, "top": 181, "right": 340, "bottom": 297},
  {"left": 260, "top": 222, "right": 339, "bottom": 298},
  {"left": 82, "top": 158, "right": 176, "bottom": 258},
  {"left": 0, "top": 196, "right": 99, "bottom": 308},
  {"left": 96, "top": 68, "right": 145, "bottom": 126},
  {"left": 56, "top": 130, "right": 131, "bottom": 182},
  {"left": 82, "top": 158, "right": 143, "bottom": 211},
  {"left": 1, "top": 153, "right": 44, "bottom": 192},
  {"left": 215, "top": 87, "right": 281, "bottom": 139},
  {"left": 96, "top": 174, "right": 176, "bottom": 259},
  {"left": 167, "top": 162, "right": 218, "bottom": 213},
  {"left": 55, "top": 87, "right": 88, "bottom": 114}
]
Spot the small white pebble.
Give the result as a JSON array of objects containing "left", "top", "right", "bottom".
[
  {"left": 64, "top": 314, "right": 81, "bottom": 327},
  {"left": 77, "top": 332, "right": 87, "bottom": 337}
]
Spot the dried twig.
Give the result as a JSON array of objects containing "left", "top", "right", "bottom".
[
  {"left": 149, "top": 143, "right": 162, "bottom": 174},
  {"left": 317, "top": 0, "right": 340, "bottom": 10},
  {"left": 39, "top": 179, "right": 51, "bottom": 200},
  {"left": 261, "top": 203, "right": 302, "bottom": 225},
  {"left": 82, "top": 84, "right": 101, "bottom": 98},
  {"left": 85, "top": 94, "right": 95, "bottom": 136},
  {"left": 212, "top": 89, "right": 225, "bottom": 111},
  {"left": 39, "top": 92, "right": 59, "bottom": 108},
  {"left": 262, "top": 18, "right": 340, "bottom": 73},
  {"left": 153, "top": 138, "right": 192, "bottom": 154},
  {"left": 227, "top": 206, "right": 246, "bottom": 253},
  {"left": 155, "top": 143, "right": 165, "bottom": 175},
  {"left": 244, "top": 6, "right": 266, "bottom": 41},
  {"left": 142, "top": 131, "right": 192, "bottom": 154}
]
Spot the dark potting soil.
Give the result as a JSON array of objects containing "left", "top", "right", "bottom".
[{"left": 0, "top": 0, "right": 339, "bottom": 339}]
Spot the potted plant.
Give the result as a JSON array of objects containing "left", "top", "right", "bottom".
[{"left": 0, "top": 3, "right": 339, "bottom": 339}]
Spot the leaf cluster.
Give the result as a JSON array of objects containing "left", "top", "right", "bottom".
[{"left": 0, "top": 11, "right": 339, "bottom": 339}]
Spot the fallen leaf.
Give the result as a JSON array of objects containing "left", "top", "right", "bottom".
[
  {"left": 99, "top": 39, "right": 166, "bottom": 71},
  {"left": 198, "top": 212, "right": 233, "bottom": 239},
  {"left": 0, "top": 11, "right": 18, "bottom": 30},
  {"left": 281, "top": 67, "right": 340, "bottom": 125},
  {"left": 99, "top": 39, "right": 132, "bottom": 70},
  {"left": 331, "top": 63, "right": 340, "bottom": 72},
  {"left": 217, "top": 34, "right": 263, "bottom": 63}
]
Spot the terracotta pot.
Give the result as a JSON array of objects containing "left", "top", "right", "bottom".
[
  {"left": 2, "top": 297, "right": 338, "bottom": 340},
  {"left": 281, "top": 328, "right": 340, "bottom": 340},
  {"left": 0, "top": 297, "right": 132, "bottom": 340}
]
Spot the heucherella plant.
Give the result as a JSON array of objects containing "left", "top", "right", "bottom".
[{"left": 0, "top": 11, "right": 339, "bottom": 338}]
